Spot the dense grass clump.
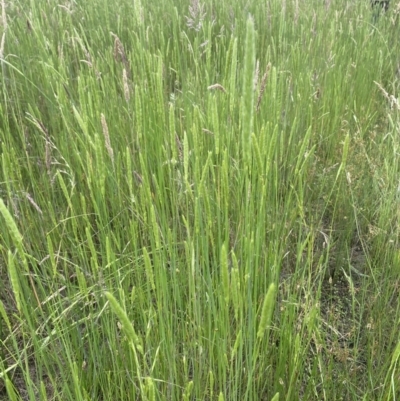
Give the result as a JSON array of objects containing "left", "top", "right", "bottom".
[{"left": 0, "top": 0, "right": 400, "bottom": 400}]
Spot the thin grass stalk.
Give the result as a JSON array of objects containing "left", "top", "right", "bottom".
[
  {"left": 220, "top": 243, "right": 230, "bottom": 307},
  {"left": 134, "top": 84, "right": 143, "bottom": 141},
  {"left": 211, "top": 95, "right": 220, "bottom": 155},
  {"left": 143, "top": 247, "right": 156, "bottom": 291},
  {"left": 0, "top": 0, "right": 7, "bottom": 60},
  {"left": 229, "top": 38, "right": 238, "bottom": 117},
  {"left": 85, "top": 226, "right": 99, "bottom": 273},
  {"left": 169, "top": 104, "right": 177, "bottom": 162},
  {"left": 123, "top": 68, "right": 130, "bottom": 102},
  {"left": 241, "top": 17, "right": 255, "bottom": 166}
]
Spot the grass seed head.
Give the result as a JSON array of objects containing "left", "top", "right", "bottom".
[
  {"left": 101, "top": 113, "right": 114, "bottom": 164},
  {"left": 256, "top": 62, "right": 271, "bottom": 112},
  {"left": 207, "top": 83, "right": 226, "bottom": 93},
  {"left": 185, "top": 0, "right": 206, "bottom": 31},
  {"left": 112, "top": 33, "right": 129, "bottom": 69},
  {"left": 257, "top": 283, "right": 277, "bottom": 339}
]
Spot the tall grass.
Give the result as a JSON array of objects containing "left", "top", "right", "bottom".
[{"left": 0, "top": 0, "right": 400, "bottom": 400}]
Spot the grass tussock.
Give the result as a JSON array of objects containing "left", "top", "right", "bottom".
[{"left": 0, "top": 0, "right": 400, "bottom": 400}]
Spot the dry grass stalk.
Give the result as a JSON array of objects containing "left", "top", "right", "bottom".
[
  {"left": 207, "top": 83, "right": 226, "bottom": 93},
  {"left": 374, "top": 81, "right": 400, "bottom": 110},
  {"left": 58, "top": 43, "right": 64, "bottom": 61},
  {"left": 175, "top": 134, "right": 183, "bottom": 161},
  {"left": 374, "top": 81, "right": 389, "bottom": 99},
  {"left": 123, "top": 68, "right": 130, "bottom": 102},
  {"left": 58, "top": 4, "right": 74, "bottom": 14},
  {"left": 254, "top": 59, "right": 260, "bottom": 90},
  {"left": 45, "top": 140, "right": 51, "bottom": 174},
  {"left": 25, "top": 192, "right": 43, "bottom": 215},
  {"left": 82, "top": 46, "right": 92, "bottom": 68},
  {"left": 74, "top": 38, "right": 101, "bottom": 79},
  {"left": 256, "top": 62, "right": 271, "bottom": 112},
  {"left": 202, "top": 128, "right": 214, "bottom": 135},
  {"left": 101, "top": 113, "right": 114, "bottom": 164},
  {"left": 133, "top": 171, "right": 143, "bottom": 185}
]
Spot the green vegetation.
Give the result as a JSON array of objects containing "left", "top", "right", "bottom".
[{"left": 0, "top": 0, "right": 399, "bottom": 399}]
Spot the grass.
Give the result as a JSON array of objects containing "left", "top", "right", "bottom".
[{"left": 0, "top": 0, "right": 400, "bottom": 399}]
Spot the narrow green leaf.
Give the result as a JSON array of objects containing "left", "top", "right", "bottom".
[
  {"left": 5, "top": 377, "right": 18, "bottom": 401},
  {"left": 271, "top": 392, "right": 280, "bottom": 401}
]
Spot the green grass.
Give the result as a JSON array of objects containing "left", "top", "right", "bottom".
[{"left": 0, "top": 0, "right": 400, "bottom": 399}]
